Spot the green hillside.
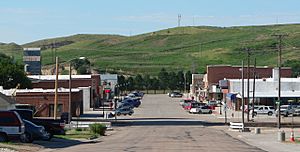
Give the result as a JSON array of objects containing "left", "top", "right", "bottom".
[{"left": 1, "top": 24, "right": 300, "bottom": 75}]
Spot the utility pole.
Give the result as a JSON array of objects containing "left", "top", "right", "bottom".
[
  {"left": 54, "top": 57, "right": 59, "bottom": 120},
  {"left": 272, "top": 33, "right": 288, "bottom": 129},
  {"left": 245, "top": 48, "right": 251, "bottom": 122},
  {"left": 252, "top": 58, "right": 256, "bottom": 119},
  {"left": 241, "top": 60, "right": 245, "bottom": 129}
]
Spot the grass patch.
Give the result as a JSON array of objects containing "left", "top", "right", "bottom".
[{"left": 55, "top": 128, "right": 98, "bottom": 140}]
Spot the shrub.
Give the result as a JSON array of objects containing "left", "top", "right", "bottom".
[{"left": 89, "top": 123, "right": 106, "bottom": 136}]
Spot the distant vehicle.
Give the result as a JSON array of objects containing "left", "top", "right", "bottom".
[
  {"left": 190, "top": 106, "right": 212, "bottom": 114},
  {"left": 0, "top": 111, "right": 25, "bottom": 142},
  {"left": 111, "top": 107, "right": 134, "bottom": 116},
  {"left": 184, "top": 102, "right": 206, "bottom": 111},
  {"left": 276, "top": 105, "right": 295, "bottom": 117},
  {"left": 293, "top": 106, "right": 300, "bottom": 116},
  {"left": 170, "top": 92, "right": 183, "bottom": 98},
  {"left": 179, "top": 99, "right": 193, "bottom": 106},
  {"left": 117, "top": 102, "right": 135, "bottom": 109},
  {"left": 10, "top": 109, "right": 65, "bottom": 139},
  {"left": 252, "top": 106, "right": 275, "bottom": 116},
  {"left": 208, "top": 100, "right": 218, "bottom": 110},
  {"left": 122, "top": 99, "right": 141, "bottom": 108},
  {"left": 20, "top": 119, "right": 50, "bottom": 143}
]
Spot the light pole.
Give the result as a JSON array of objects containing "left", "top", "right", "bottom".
[{"left": 67, "top": 57, "right": 86, "bottom": 125}]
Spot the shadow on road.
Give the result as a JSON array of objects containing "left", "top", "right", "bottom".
[
  {"left": 112, "top": 117, "right": 226, "bottom": 127},
  {"left": 33, "top": 137, "right": 101, "bottom": 149}
]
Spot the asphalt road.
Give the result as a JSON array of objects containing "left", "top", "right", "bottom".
[{"left": 51, "top": 94, "right": 264, "bottom": 152}]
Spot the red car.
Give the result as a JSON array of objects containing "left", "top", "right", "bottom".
[{"left": 184, "top": 102, "right": 206, "bottom": 111}]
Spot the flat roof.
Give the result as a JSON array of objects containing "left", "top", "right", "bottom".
[
  {"left": 0, "top": 88, "right": 81, "bottom": 96},
  {"left": 28, "top": 75, "right": 92, "bottom": 80},
  {"left": 228, "top": 77, "right": 300, "bottom": 83}
]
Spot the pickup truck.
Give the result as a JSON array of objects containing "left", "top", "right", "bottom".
[{"left": 10, "top": 109, "right": 65, "bottom": 139}]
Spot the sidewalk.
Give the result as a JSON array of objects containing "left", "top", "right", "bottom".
[
  {"left": 224, "top": 127, "right": 300, "bottom": 152},
  {"left": 210, "top": 107, "right": 300, "bottom": 152}
]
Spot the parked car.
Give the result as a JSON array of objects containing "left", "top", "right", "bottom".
[
  {"left": 20, "top": 119, "right": 50, "bottom": 143},
  {"left": 117, "top": 102, "right": 134, "bottom": 109},
  {"left": 184, "top": 102, "right": 206, "bottom": 111},
  {"left": 0, "top": 111, "right": 25, "bottom": 142},
  {"left": 111, "top": 107, "right": 134, "bottom": 116},
  {"left": 190, "top": 106, "right": 212, "bottom": 114},
  {"left": 180, "top": 99, "right": 193, "bottom": 107},
  {"left": 252, "top": 106, "right": 275, "bottom": 116},
  {"left": 10, "top": 109, "right": 65, "bottom": 139},
  {"left": 276, "top": 105, "right": 295, "bottom": 117},
  {"left": 122, "top": 99, "right": 141, "bottom": 108},
  {"left": 208, "top": 100, "right": 218, "bottom": 110},
  {"left": 293, "top": 106, "right": 300, "bottom": 116},
  {"left": 170, "top": 92, "right": 183, "bottom": 98}
]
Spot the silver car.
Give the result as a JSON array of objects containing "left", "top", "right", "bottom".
[{"left": 111, "top": 107, "right": 134, "bottom": 116}]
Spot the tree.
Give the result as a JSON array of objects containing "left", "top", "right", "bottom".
[
  {"left": 150, "top": 77, "right": 160, "bottom": 94},
  {"left": 177, "top": 71, "right": 185, "bottom": 91},
  {"left": 0, "top": 53, "right": 32, "bottom": 89},
  {"left": 143, "top": 74, "right": 151, "bottom": 93},
  {"left": 185, "top": 71, "right": 192, "bottom": 92},
  {"left": 283, "top": 59, "right": 300, "bottom": 77},
  {"left": 117, "top": 75, "right": 126, "bottom": 93},
  {"left": 168, "top": 71, "right": 178, "bottom": 91},
  {"left": 134, "top": 74, "right": 144, "bottom": 90},
  {"left": 127, "top": 76, "right": 135, "bottom": 91},
  {"left": 158, "top": 68, "right": 169, "bottom": 93},
  {"left": 71, "top": 58, "right": 91, "bottom": 74}
]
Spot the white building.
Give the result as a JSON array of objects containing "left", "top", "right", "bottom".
[{"left": 227, "top": 68, "right": 300, "bottom": 110}]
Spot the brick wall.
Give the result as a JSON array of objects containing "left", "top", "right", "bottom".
[
  {"left": 207, "top": 65, "right": 292, "bottom": 86},
  {"left": 15, "top": 91, "right": 83, "bottom": 117}
]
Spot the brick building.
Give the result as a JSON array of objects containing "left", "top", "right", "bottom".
[
  {"left": 0, "top": 88, "right": 83, "bottom": 117},
  {"left": 202, "top": 65, "right": 292, "bottom": 101},
  {"left": 28, "top": 74, "right": 101, "bottom": 108}
]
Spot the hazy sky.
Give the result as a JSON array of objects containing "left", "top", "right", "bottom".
[{"left": 0, "top": 0, "right": 300, "bottom": 44}]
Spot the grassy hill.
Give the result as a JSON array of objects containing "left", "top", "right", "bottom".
[{"left": 1, "top": 24, "right": 300, "bottom": 75}]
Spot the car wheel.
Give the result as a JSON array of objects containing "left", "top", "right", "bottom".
[
  {"left": 199, "top": 110, "right": 202, "bottom": 114},
  {"left": 0, "top": 133, "right": 8, "bottom": 142},
  {"left": 284, "top": 113, "right": 288, "bottom": 117},
  {"left": 268, "top": 112, "right": 273, "bottom": 116},
  {"left": 20, "top": 132, "right": 33, "bottom": 143},
  {"left": 209, "top": 110, "right": 212, "bottom": 114},
  {"left": 253, "top": 112, "right": 257, "bottom": 116},
  {"left": 117, "top": 113, "right": 121, "bottom": 116},
  {"left": 43, "top": 131, "right": 52, "bottom": 141}
]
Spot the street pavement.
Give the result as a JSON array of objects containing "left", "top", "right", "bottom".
[{"left": 45, "top": 94, "right": 264, "bottom": 152}]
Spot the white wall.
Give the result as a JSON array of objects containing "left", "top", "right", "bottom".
[
  {"left": 229, "top": 78, "right": 300, "bottom": 95},
  {"left": 79, "top": 87, "right": 91, "bottom": 112}
]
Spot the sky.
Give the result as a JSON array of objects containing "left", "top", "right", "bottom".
[{"left": 1, "top": 0, "right": 300, "bottom": 44}]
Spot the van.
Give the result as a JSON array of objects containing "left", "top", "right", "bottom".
[{"left": 0, "top": 111, "right": 25, "bottom": 142}]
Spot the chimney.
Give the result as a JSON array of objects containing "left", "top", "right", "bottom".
[{"left": 273, "top": 68, "right": 279, "bottom": 81}]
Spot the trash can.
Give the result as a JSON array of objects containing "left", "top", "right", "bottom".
[
  {"left": 278, "top": 130, "right": 285, "bottom": 142},
  {"left": 255, "top": 128, "right": 261, "bottom": 134}
]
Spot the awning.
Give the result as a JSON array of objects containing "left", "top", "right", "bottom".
[{"left": 226, "top": 93, "right": 236, "bottom": 100}]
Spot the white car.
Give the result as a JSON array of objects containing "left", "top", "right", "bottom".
[
  {"left": 276, "top": 105, "right": 296, "bottom": 117},
  {"left": 111, "top": 107, "right": 134, "bottom": 116},
  {"left": 252, "top": 105, "right": 275, "bottom": 116},
  {"left": 189, "top": 106, "right": 212, "bottom": 114}
]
